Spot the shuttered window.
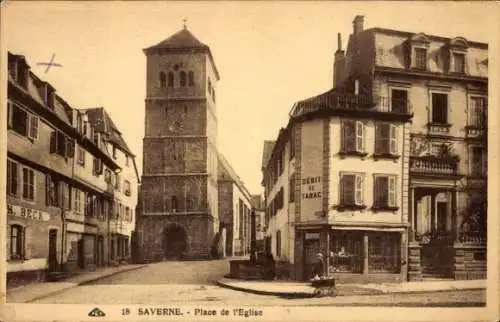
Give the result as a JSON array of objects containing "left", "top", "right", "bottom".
[
  {"left": 374, "top": 175, "right": 397, "bottom": 208},
  {"left": 9, "top": 225, "right": 24, "bottom": 260},
  {"left": 375, "top": 123, "right": 398, "bottom": 154},
  {"left": 340, "top": 173, "right": 364, "bottom": 206},
  {"left": 431, "top": 93, "right": 448, "bottom": 124},
  {"left": 342, "top": 120, "right": 365, "bottom": 153},
  {"left": 7, "top": 159, "right": 18, "bottom": 196},
  {"left": 22, "top": 167, "right": 35, "bottom": 201}
]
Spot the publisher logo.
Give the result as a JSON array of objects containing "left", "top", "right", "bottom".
[{"left": 88, "top": 307, "right": 106, "bottom": 317}]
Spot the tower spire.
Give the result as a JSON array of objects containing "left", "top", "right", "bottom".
[{"left": 183, "top": 18, "right": 187, "bottom": 30}]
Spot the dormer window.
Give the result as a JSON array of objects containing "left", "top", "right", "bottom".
[
  {"left": 407, "top": 33, "right": 430, "bottom": 70},
  {"left": 452, "top": 53, "right": 465, "bottom": 73},
  {"left": 414, "top": 48, "right": 427, "bottom": 70},
  {"left": 447, "top": 37, "right": 469, "bottom": 74},
  {"left": 46, "top": 86, "right": 55, "bottom": 109},
  {"left": 17, "top": 59, "right": 29, "bottom": 89}
]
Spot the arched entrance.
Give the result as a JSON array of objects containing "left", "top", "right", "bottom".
[{"left": 163, "top": 224, "right": 188, "bottom": 260}]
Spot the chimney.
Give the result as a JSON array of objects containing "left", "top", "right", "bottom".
[
  {"left": 337, "top": 33, "right": 342, "bottom": 52},
  {"left": 353, "top": 15, "right": 364, "bottom": 34},
  {"left": 334, "top": 33, "right": 346, "bottom": 88}
]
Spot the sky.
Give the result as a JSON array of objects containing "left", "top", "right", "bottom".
[{"left": 3, "top": 1, "right": 497, "bottom": 194}]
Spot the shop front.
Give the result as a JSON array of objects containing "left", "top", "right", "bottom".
[{"left": 297, "top": 226, "right": 407, "bottom": 283}]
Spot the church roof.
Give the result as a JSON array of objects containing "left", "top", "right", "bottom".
[
  {"left": 143, "top": 27, "right": 220, "bottom": 80},
  {"left": 145, "top": 28, "right": 210, "bottom": 52}
]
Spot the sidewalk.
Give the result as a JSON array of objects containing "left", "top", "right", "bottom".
[
  {"left": 6, "top": 264, "right": 147, "bottom": 303},
  {"left": 217, "top": 278, "right": 487, "bottom": 298}
]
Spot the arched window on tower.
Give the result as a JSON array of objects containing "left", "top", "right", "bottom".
[
  {"left": 171, "top": 196, "right": 178, "bottom": 212},
  {"left": 167, "top": 72, "right": 174, "bottom": 87},
  {"left": 188, "top": 71, "right": 194, "bottom": 86},
  {"left": 180, "top": 71, "right": 187, "bottom": 87},
  {"left": 159, "top": 72, "right": 166, "bottom": 88}
]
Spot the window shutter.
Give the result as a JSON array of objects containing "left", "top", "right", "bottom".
[
  {"left": 45, "top": 175, "right": 52, "bottom": 205},
  {"left": 7, "top": 102, "right": 13, "bottom": 129},
  {"left": 28, "top": 115, "right": 39, "bottom": 140},
  {"left": 49, "top": 132, "right": 57, "bottom": 153},
  {"left": 355, "top": 175, "right": 363, "bottom": 205},
  {"left": 67, "top": 140, "right": 75, "bottom": 158},
  {"left": 374, "top": 176, "right": 388, "bottom": 207},
  {"left": 356, "top": 121, "right": 364, "bottom": 152},
  {"left": 388, "top": 176, "right": 396, "bottom": 207},
  {"left": 342, "top": 175, "right": 355, "bottom": 205},
  {"left": 24, "top": 226, "right": 32, "bottom": 260},
  {"left": 375, "top": 124, "right": 383, "bottom": 154},
  {"left": 389, "top": 125, "right": 397, "bottom": 154}
]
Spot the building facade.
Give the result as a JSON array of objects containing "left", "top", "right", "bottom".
[
  {"left": 138, "top": 26, "right": 222, "bottom": 261},
  {"left": 263, "top": 15, "right": 488, "bottom": 282},
  {"left": 334, "top": 16, "right": 488, "bottom": 280},
  {"left": 6, "top": 52, "right": 137, "bottom": 287},
  {"left": 217, "top": 153, "right": 253, "bottom": 257}
]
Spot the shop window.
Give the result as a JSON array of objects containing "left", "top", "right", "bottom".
[
  {"left": 368, "top": 233, "right": 400, "bottom": 273},
  {"left": 375, "top": 123, "right": 398, "bottom": 156},
  {"left": 373, "top": 175, "right": 397, "bottom": 209},
  {"left": 9, "top": 225, "right": 25, "bottom": 260},
  {"left": 431, "top": 93, "right": 449, "bottom": 125},
  {"left": 21, "top": 166, "right": 35, "bottom": 201},
  {"left": 330, "top": 232, "right": 363, "bottom": 273},
  {"left": 7, "top": 159, "right": 18, "bottom": 196}
]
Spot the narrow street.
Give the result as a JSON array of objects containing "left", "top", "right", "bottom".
[{"left": 33, "top": 260, "right": 485, "bottom": 306}]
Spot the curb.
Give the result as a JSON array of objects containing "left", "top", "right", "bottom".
[
  {"left": 25, "top": 265, "right": 147, "bottom": 303},
  {"left": 216, "top": 280, "right": 313, "bottom": 298}
]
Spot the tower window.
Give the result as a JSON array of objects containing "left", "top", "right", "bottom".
[
  {"left": 159, "top": 72, "right": 166, "bottom": 88},
  {"left": 167, "top": 72, "right": 174, "bottom": 87},
  {"left": 180, "top": 71, "right": 187, "bottom": 87},
  {"left": 188, "top": 71, "right": 194, "bottom": 86}
]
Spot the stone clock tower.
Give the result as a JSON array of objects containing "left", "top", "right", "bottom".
[{"left": 138, "top": 25, "right": 220, "bottom": 260}]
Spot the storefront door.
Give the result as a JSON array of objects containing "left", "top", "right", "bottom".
[
  {"left": 48, "top": 229, "right": 58, "bottom": 272},
  {"left": 303, "top": 239, "right": 320, "bottom": 280}
]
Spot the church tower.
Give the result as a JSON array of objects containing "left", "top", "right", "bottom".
[{"left": 139, "top": 24, "right": 220, "bottom": 260}]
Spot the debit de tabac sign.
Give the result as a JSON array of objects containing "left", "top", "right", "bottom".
[{"left": 7, "top": 204, "right": 51, "bottom": 221}]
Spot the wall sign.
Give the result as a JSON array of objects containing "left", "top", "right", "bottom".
[
  {"left": 305, "top": 232, "right": 320, "bottom": 240},
  {"left": 301, "top": 176, "right": 322, "bottom": 199},
  {"left": 7, "top": 204, "right": 50, "bottom": 221}
]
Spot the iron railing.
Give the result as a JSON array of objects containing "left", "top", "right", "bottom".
[{"left": 290, "top": 93, "right": 412, "bottom": 118}]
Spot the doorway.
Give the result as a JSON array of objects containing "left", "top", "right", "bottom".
[
  {"left": 436, "top": 202, "right": 447, "bottom": 232},
  {"left": 163, "top": 224, "right": 188, "bottom": 260},
  {"left": 48, "top": 229, "right": 58, "bottom": 272},
  {"left": 303, "top": 239, "right": 320, "bottom": 280}
]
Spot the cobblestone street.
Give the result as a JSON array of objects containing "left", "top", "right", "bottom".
[{"left": 33, "top": 260, "right": 486, "bottom": 307}]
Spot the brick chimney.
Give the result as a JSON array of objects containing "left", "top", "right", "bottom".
[
  {"left": 333, "top": 33, "right": 346, "bottom": 88},
  {"left": 353, "top": 15, "right": 364, "bottom": 34}
]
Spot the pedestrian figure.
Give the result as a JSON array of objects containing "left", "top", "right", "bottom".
[{"left": 312, "top": 253, "right": 325, "bottom": 279}]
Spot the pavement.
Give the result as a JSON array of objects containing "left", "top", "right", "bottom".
[
  {"left": 216, "top": 277, "right": 487, "bottom": 298},
  {"left": 6, "top": 264, "right": 147, "bottom": 303}
]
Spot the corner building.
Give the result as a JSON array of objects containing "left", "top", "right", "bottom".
[{"left": 138, "top": 27, "right": 220, "bottom": 260}]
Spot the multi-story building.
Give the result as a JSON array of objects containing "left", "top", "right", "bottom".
[
  {"left": 138, "top": 26, "right": 221, "bottom": 261},
  {"left": 263, "top": 20, "right": 414, "bottom": 282},
  {"left": 217, "top": 153, "right": 253, "bottom": 257},
  {"left": 262, "top": 15, "right": 488, "bottom": 282},
  {"left": 66, "top": 108, "right": 119, "bottom": 272},
  {"left": 6, "top": 52, "right": 137, "bottom": 287},
  {"left": 86, "top": 107, "right": 140, "bottom": 263},
  {"left": 334, "top": 15, "right": 488, "bottom": 280}
]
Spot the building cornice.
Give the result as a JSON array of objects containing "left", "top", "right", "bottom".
[{"left": 374, "top": 66, "right": 488, "bottom": 84}]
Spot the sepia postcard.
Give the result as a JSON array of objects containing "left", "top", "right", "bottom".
[{"left": 0, "top": 1, "right": 499, "bottom": 321}]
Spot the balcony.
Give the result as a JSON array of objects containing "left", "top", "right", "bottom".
[
  {"left": 289, "top": 91, "right": 413, "bottom": 120},
  {"left": 409, "top": 155, "right": 460, "bottom": 177}
]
